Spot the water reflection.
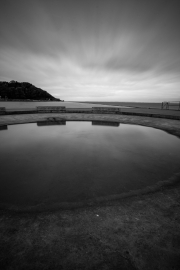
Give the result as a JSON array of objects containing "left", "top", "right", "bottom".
[
  {"left": 92, "top": 121, "right": 119, "bottom": 127},
  {"left": 0, "top": 122, "right": 180, "bottom": 207},
  {"left": 37, "top": 120, "right": 66, "bottom": 126},
  {"left": 37, "top": 117, "right": 66, "bottom": 126},
  {"left": 37, "top": 119, "right": 120, "bottom": 127},
  {"left": 0, "top": 125, "right": 7, "bottom": 130}
]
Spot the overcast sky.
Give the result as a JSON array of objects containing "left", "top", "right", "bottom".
[{"left": 0, "top": 0, "right": 180, "bottom": 101}]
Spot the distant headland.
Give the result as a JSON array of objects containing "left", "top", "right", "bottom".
[{"left": 0, "top": 80, "right": 62, "bottom": 101}]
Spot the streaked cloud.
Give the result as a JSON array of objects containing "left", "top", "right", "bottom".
[{"left": 0, "top": 0, "right": 180, "bottom": 101}]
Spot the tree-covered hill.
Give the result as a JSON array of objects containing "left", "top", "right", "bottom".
[{"left": 0, "top": 80, "right": 61, "bottom": 101}]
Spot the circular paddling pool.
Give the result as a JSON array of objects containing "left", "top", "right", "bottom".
[{"left": 0, "top": 120, "right": 180, "bottom": 209}]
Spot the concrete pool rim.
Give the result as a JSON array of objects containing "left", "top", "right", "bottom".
[{"left": 0, "top": 112, "right": 180, "bottom": 212}]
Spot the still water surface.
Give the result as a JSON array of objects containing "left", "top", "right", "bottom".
[{"left": 0, "top": 121, "right": 180, "bottom": 207}]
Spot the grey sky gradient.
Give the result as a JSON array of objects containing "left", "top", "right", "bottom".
[{"left": 0, "top": 0, "right": 180, "bottom": 101}]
